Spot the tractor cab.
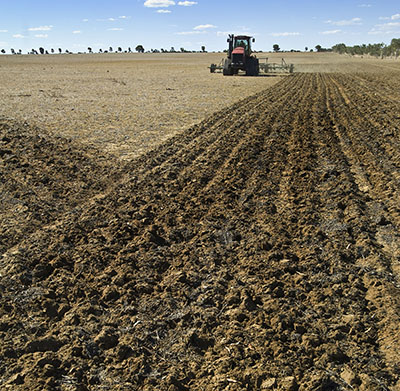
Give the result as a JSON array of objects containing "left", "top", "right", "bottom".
[
  {"left": 227, "top": 35, "right": 255, "bottom": 58},
  {"left": 232, "top": 36, "right": 253, "bottom": 57}
]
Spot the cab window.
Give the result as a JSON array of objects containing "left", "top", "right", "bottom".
[{"left": 235, "top": 39, "right": 248, "bottom": 50}]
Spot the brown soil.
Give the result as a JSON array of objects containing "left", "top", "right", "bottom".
[
  {"left": 1, "top": 52, "right": 396, "bottom": 160},
  {"left": 0, "top": 53, "right": 280, "bottom": 160},
  {"left": 1, "top": 66, "right": 400, "bottom": 391}
]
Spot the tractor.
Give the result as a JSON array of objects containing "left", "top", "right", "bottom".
[
  {"left": 223, "top": 34, "right": 259, "bottom": 76},
  {"left": 209, "top": 34, "right": 294, "bottom": 75}
]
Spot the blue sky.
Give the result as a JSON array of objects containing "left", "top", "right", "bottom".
[{"left": 0, "top": 0, "right": 399, "bottom": 53}]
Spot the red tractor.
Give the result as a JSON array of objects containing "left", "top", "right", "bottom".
[{"left": 223, "top": 34, "right": 259, "bottom": 76}]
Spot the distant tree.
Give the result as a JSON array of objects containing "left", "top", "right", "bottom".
[
  {"left": 51, "top": 48, "right": 54, "bottom": 53},
  {"left": 99, "top": 48, "right": 103, "bottom": 53},
  {"left": 39, "top": 47, "right": 45, "bottom": 54},
  {"left": 135, "top": 45, "right": 144, "bottom": 53},
  {"left": 305, "top": 46, "right": 308, "bottom": 51},
  {"left": 170, "top": 46, "right": 175, "bottom": 52},
  {"left": 180, "top": 47, "right": 185, "bottom": 52},
  {"left": 273, "top": 44, "right": 280, "bottom": 52},
  {"left": 1, "top": 49, "right": 5, "bottom": 54},
  {"left": 391, "top": 38, "right": 400, "bottom": 56},
  {"left": 201, "top": 45, "right": 206, "bottom": 52},
  {"left": 88, "top": 47, "right": 92, "bottom": 53},
  {"left": 315, "top": 44, "right": 322, "bottom": 52},
  {"left": 109, "top": 46, "right": 113, "bottom": 52},
  {"left": 58, "top": 48, "right": 62, "bottom": 54},
  {"left": 332, "top": 43, "right": 347, "bottom": 54},
  {"left": 128, "top": 47, "right": 132, "bottom": 53},
  {"left": 118, "top": 47, "right": 122, "bottom": 52},
  {"left": 18, "top": 49, "right": 22, "bottom": 55},
  {"left": 11, "top": 48, "right": 15, "bottom": 55}
]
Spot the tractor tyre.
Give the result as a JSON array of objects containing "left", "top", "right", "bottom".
[
  {"left": 223, "top": 59, "right": 234, "bottom": 76},
  {"left": 223, "top": 68, "right": 233, "bottom": 76},
  {"left": 246, "top": 58, "right": 259, "bottom": 76}
]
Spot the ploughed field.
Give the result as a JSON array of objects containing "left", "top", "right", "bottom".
[{"left": 1, "top": 58, "right": 400, "bottom": 391}]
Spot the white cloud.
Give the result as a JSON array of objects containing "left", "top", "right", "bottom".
[
  {"left": 72, "top": 30, "right": 82, "bottom": 34},
  {"left": 13, "top": 34, "right": 25, "bottom": 38},
  {"left": 270, "top": 32, "right": 301, "bottom": 37},
  {"left": 194, "top": 24, "right": 216, "bottom": 30},
  {"left": 119, "top": 16, "right": 130, "bottom": 19},
  {"left": 35, "top": 34, "right": 48, "bottom": 38},
  {"left": 108, "top": 18, "right": 117, "bottom": 21},
  {"left": 369, "top": 21, "right": 400, "bottom": 34},
  {"left": 325, "top": 17, "right": 362, "bottom": 26},
  {"left": 28, "top": 25, "right": 53, "bottom": 31},
  {"left": 379, "top": 13, "right": 400, "bottom": 21},
  {"left": 178, "top": 1, "right": 197, "bottom": 5},
  {"left": 108, "top": 28, "right": 124, "bottom": 31},
  {"left": 321, "top": 29, "right": 342, "bottom": 35},
  {"left": 376, "top": 22, "right": 400, "bottom": 29},
  {"left": 82, "top": 19, "right": 89, "bottom": 22},
  {"left": 144, "top": 0, "right": 175, "bottom": 7},
  {"left": 176, "top": 30, "right": 206, "bottom": 35},
  {"left": 157, "top": 9, "right": 172, "bottom": 13},
  {"left": 0, "top": 30, "right": 8, "bottom": 33},
  {"left": 358, "top": 4, "right": 371, "bottom": 7}
]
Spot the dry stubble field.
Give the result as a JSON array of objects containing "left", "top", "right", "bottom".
[
  {"left": 1, "top": 53, "right": 400, "bottom": 391},
  {"left": 0, "top": 52, "right": 393, "bottom": 158},
  {"left": 0, "top": 52, "right": 281, "bottom": 159}
]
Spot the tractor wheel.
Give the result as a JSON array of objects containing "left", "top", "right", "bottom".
[
  {"left": 223, "top": 68, "right": 233, "bottom": 76},
  {"left": 246, "top": 58, "right": 259, "bottom": 76},
  {"left": 254, "top": 59, "right": 259, "bottom": 76},
  {"left": 223, "top": 59, "right": 234, "bottom": 76}
]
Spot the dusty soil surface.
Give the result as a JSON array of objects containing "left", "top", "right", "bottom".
[
  {"left": 1, "top": 58, "right": 400, "bottom": 391},
  {"left": 1, "top": 52, "right": 397, "bottom": 159},
  {"left": 0, "top": 121, "right": 122, "bottom": 255},
  {"left": 0, "top": 52, "right": 281, "bottom": 159}
]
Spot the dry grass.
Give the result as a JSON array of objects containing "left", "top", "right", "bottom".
[
  {"left": 0, "top": 53, "right": 280, "bottom": 159},
  {"left": 1, "top": 52, "right": 398, "bottom": 159}
]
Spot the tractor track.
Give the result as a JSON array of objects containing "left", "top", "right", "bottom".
[{"left": 1, "top": 73, "right": 400, "bottom": 391}]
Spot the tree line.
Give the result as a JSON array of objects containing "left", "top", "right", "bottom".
[
  {"left": 0, "top": 45, "right": 145, "bottom": 55},
  {"left": 0, "top": 45, "right": 209, "bottom": 55},
  {"left": 2, "top": 39, "right": 399, "bottom": 57},
  {"left": 332, "top": 38, "right": 400, "bottom": 58}
]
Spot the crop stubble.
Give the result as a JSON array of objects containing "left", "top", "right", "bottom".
[
  {"left": 1, "top": 56, "right": 400, "bottom": 390},
  {"left": 0, "top": 53, "right": 281, "bottom": 159}
]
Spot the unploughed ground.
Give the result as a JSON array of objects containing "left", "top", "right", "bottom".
[
  {"left": 1, "top": 52, "right": 397, "bottom": 159},
  {"left": 0, "top": 52, "right": 279, "bottom": 159},
  {"left": 1, "top": 54, "right": 400, "bottom": 390}
]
